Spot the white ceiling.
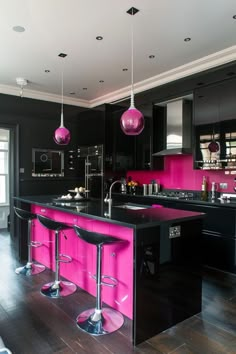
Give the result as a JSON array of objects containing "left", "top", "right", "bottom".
[{"left": 1, "top": 0, "right": 236, "bottom": 108}]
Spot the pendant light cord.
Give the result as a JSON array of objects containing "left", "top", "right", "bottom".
[
  {"left": 130, "top": 8, "right": 134, "bottom": 108},
  {"left": 60, "top": 64, "right": 64, "bottom": 127}
]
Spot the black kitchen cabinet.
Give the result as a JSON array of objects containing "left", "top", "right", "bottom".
[
  {"left": 113, "top": 193, "right": 236, "bottom": 273},
  {"left": 194, "top": 77, "right": 236, "bottom": 170},
  {"left": 105, "top": 103, "right": 156, "bottom": 172}
]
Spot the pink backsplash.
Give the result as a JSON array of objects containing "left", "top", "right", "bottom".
[{"left": 127, "top": 155, "right": 236, "bottom": 193}]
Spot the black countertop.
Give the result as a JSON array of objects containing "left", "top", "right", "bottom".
[
  {"left": 14, "top": 195, "right": 204, "bottom": 230},
  {"left": 114, "top": 193, "right": 236, "bottom": 209}
]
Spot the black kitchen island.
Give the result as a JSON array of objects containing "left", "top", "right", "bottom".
[{"left": 14, "top": 195, "right": 204, "bottom": 345}]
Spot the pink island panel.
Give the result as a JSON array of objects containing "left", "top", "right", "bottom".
[{"left": 31, "top": 205, "right": 134, "bottom": 319}]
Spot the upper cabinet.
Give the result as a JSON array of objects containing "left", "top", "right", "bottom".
[
  {"left": 105, "top": 103, "right": 153, "bottom": 172},
  {"left": 194, "top": 77, "right": 236, "bottom": 170}
]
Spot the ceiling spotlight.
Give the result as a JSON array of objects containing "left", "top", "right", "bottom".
[
  {"left": 122, "top": 68, "right": 128, "bottom": 71},
  {"left": 16, "top": 77, "right": 28, "bottom": 98},
  {"left": 12, "top": 26, "right": 25, "bottom": 33},
  {"left": 99, "top": 80, "right": 104, "bottom": 83},
  {"left": 58, "top": 53, "right": 67, "bottom": 58},
  {"left": 233, "top": 15, "right": 236, "bottom": 19},
  {"left": 70, "top": 92, "right": 75, "bottom": 95},
  {"left": 83, "top": 88, "right": 87, "bottom": 90},
  {"left": 184, "top": 37, "right": 191, "bottom": 42},
  {"left": 149, "top": 55, "right": 155, "bottom": 59},
  {"left": 45, "top": 69, "right": 50, "bottom": 73},
  {"left": 96, "top": 36, "right": 103, "bottom": 40}
]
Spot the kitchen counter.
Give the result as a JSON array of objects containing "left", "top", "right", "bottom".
[
  {"left": 113, "top": 192, "right": 236, "bottom": 208},
  {"left": 13, "top": 195, "right": 203, "bottom": 345},
  {"left": 14, "top": 194, "right": 205, "bottom": 229}
]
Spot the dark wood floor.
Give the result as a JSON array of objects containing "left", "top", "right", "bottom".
[{"left": 1, "top": 230, "right": 236, "bottom": 354}]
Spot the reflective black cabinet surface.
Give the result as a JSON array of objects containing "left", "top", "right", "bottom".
[
  {"left": 134, "top": 220, "right": 202, "bottom": 345},
  {"left": 194, "top": 77, "right": 236, "bottom": 170}
]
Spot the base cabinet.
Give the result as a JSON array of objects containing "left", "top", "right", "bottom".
[{"left": 113, "top": 194, "right": 236, "bottom": 273}]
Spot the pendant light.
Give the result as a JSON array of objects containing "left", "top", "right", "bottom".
[
  {"left": 54, "top": 54, "right": 71, "bottom": 145},
  {"left": 120, "top": 7, "right": 144, "bottom": 136}
]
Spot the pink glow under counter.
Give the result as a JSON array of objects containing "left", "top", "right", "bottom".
[{"left": 31, "top": 205, "right": 134, "bottom": 319}]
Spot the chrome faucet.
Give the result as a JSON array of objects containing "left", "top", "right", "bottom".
[{"left": 104, "top": 180, "right": 121, "bottom": 218}]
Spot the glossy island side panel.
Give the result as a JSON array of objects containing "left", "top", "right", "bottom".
[
  {"left": 133, "top": 219, "right": 202, "bottom": 346},
  {"left": 31, "top": 204, "right": 134, "bottom": 319}
]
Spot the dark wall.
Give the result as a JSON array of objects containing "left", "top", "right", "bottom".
[{"left": 0, "top": 93, "right": 88, "bottom": 196}]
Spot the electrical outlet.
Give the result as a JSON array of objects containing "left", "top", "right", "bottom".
[{"left": 220, "top": 183, "right": 228, "bottom": 189}]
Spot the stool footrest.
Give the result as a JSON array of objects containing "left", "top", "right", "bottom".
[
  {"left": 92, "top": 274, "right": 118, "bottom": 287},
  {"left": 59, "top": 253, "right": 72, "bottom": 263},
  {"left": 30, "top": 241, "right": 42, "bottom": 248}
]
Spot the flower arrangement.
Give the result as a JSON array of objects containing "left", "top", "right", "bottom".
[
  {"left": 127, "top": 178, "right": 138, "bottom": 194},
  {"left": 127, "top": 180, "right": 138, "bottom": 187}
]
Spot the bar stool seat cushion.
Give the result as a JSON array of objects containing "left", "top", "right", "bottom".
[
  {"left": 73, "top": 225, "right": 122, "bottom": 246},
  {"left": 37, "top": 214, "right": 72, "bottom": 231},
  {"left": 14, "top": 207, "right": 36, "bottom": 221}
]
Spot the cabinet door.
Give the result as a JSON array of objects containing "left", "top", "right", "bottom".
[
  {"left": 194, "top": 84, "right": 221, "bottom": 169},
  {"left": 134, "top": 104, "right": 152, "bottom": 170},
  {"left": 105, "top": 104, "right": 135, "bottom": 172}
]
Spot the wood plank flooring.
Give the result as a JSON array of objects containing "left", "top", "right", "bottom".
[{"left": 1, "top": 229, "right": 236, "bottom": 353}]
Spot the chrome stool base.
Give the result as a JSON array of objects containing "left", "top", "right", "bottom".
[
  {"left": 15, "top": 263, "right": 45, "bottom": 276},
  {"left": 77, "top": 308, "right": 124, "bottom": 335},
  {"left": 41, "top": 281, "right": 77, "bottom": 298}
]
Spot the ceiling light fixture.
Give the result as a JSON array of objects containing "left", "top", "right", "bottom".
[
  {"left": 54, "top": 54, "right": 71, "bottom": 145},
  {"left": 12, "top": 25, "right": 25, "bottom": 33},
  {"left": 16, "top": 77, "right": 28, "bottom": 98},
  {"left": 96, "top": 36, "right": 103, "bottom": 40},
  {"left": 149, "top": 55, "right": 155, "bottom": 59},
  {"left": 184, "top": 37, "right": 191, "bottom": 42},
  {"left": 120, "top": 7, "right": 144, "bottom": 136}
]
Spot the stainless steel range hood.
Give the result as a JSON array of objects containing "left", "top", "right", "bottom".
[{"left": 152, "top": 98, "right": 192, "bottom": 156}]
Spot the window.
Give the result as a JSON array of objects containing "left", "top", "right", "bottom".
[{"left": 0, "top": 131, "right": 9, "bottom": 205}]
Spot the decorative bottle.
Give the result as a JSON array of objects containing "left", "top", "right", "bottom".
[{"left": 201, "top": 176, "right": 208, "bottom": 201}]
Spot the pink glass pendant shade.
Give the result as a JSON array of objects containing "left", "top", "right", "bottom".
[
  {"left": 120, "top": 105, "right": 144, "bottom": 135},
  {"left": 54, "top": 113, "right": 71, "bottom": 145}
]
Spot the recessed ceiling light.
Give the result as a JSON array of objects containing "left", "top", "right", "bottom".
[
  {"left": 233, "top": 15, "right": 236, "bottom": 19},
  {"left": 58, "top": 53, "right": 67, "bottom": 58},
  {"left": 12, "top": 26, "right": 25, "bottom": 33},
  {"left": 149, "top": 55, "right": 155, "bottom": 59},
  {"left": 99, "top": 80, "right": 104, "bottom": 83},
  {"left": 83, "top": 88, "right": 87, "bottom": 90},
  {"left": 45, "top": 70, "right": 50, "bottom": 73},
  {"left": 184, "top": 37, "right": 191, "bottom": 42},
  {"left": 96, "top": 36, "right": 103, "bottom": 40},
  {"left": 122, "top": 68, "right": 128, "bottom": 71}
]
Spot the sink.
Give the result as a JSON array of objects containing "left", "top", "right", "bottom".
[{"left": 114, "top": 204, "right": 148, "bottom": 210}]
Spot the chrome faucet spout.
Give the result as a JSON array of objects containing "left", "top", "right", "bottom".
[{"left": 104, "top": 180, "right": 122, "bottom": 218}]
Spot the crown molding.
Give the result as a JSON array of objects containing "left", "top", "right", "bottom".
[
  {"left": 0, "top": 85, "right": 90, "bottom": 108},
  {"left": 1, "top": 45, "right": 236, "bottom": 109},
  {"left": 89, "top": 45, "right": 236, "bottom": 107}
]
